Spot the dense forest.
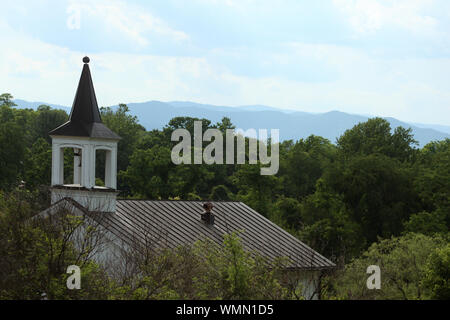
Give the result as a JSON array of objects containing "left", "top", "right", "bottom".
[{"left": 0, "top": 92, "right": 448, "bottom": 299}]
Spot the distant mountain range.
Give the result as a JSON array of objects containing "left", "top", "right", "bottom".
[{"left": 13, "top": 99, "right": 450, "bottom": 147}]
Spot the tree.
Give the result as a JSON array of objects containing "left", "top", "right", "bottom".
[
  {"left": 231, "top": 163, "right": 279, "bottom": 216},
  {"left": 422, "top": 243, "right": 450, "bottom": 300},
  {"left": 120, "top": 145, "right": 174, "bottom": 199},
  {"left": 297, "top": 179, "right": 363, "bottom": 264},
  {"left": 0, "top": 191, "right": 111, "bottom": 299},
  {"left": 413, "top": 139, "right": 450, "bottom": 221},
  {"left": 109, "top": 230, "right": 291, "bottom": 300},
  {"left": 0, "top": 101, "right": 67, "bottom": 190},
  {"left": 279, "top": 135, "right": 335, "bottom": 200},
  {"left": 327, "top": 233, "right": 446, "bottom": 300},
  {"left": 0, "top": 93, "right": 16, "bottom": 107},
  {"left": 168, "top": 163, "right": 214, "bottom": 199},
  {"left": 215, "top": 116, "right": 235, "bottom": 133},
  {"left": 209, "top": 184, "right": 233, "bottom": 201},
  {"left": 404, "top": 210, "right": 448, "bottom": 236},
  {"left": 192, "top": 232, "right": 288, "bottom": 300},
  {"left": 337, "top": 117, "right": 417, "bottom": 162},
  {"left": 100, "top": 104, "right": 146, "bottom": 175},
  {"left": 0, "top": 105, "right": 26, "bottom": 189},
  {"left": 23, "top": 138, "right": 52, "bottom": 189},
  {"left": 272, "top": 196, "right": 302, "bottom": 229},
  {"left": 323, "top": 154, "right": 419, "bottom": 245},
  {"left": 32, "top": 105, "right": 67, "bottom": 143},
  {"left": 164, "top": 116, "right": 212, "bottom": 136}
]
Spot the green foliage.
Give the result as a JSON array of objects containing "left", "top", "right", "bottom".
[
  {"left": 121, "top": 145, "right": 174, "bottom": 199},
  {"left": 297, "top": 183, "right": 363, "bottom": 264},
  {"left": 272, "top": 196, "right": 302, "bottom": 228},
  {"left": 100, "top": 104, "right": 145, "bottom": 174},
  {"left": 23, "top": 138, "right": 52, "bottom": 189},
  {"left": 113, "top": 231, "right": 290, "bottom": 300},
  {"left": 0, "top": 97, "right": 68, "bottom": 189},
  {"left": 231, "top": 163, "right": 279, "bottom": 216},
  {"left": 422, "top": 243, "right": 450, "bottom": 299},
  {"left": 0, "top": 192, "right": 110, "bottom": 299},
  {"left": 192, "top": 233, "right": 259, "bottom": 299},
  {"left": 322, "top": 154, "right": 419, "bottom": 244},
  {"left": 193, "top": 232, "right": 289, "bottom": 300},
  {"left": 279, "top": 135, "right": 335, "bottom": 199},
  {"left": 0, "top": 104, "right": 26, "bottom": 188},
  {"left": 404, "top": 210, "right": 448, "bottom": 236},
  {"left": 209, "top": 184, "right": 233, "bottom": 201},
  {"left": 413, "top": 139, "right": 450, "bottom": 214},
  {"left": 327, "top": 233, "right": 446, "bottom": 300},
  {"left": 337, "top": 117, "right": 417, "bottom": 161},
  {"left": 32, "top": 105, "right": 67, "bottom": 143},
  {"left": 0, "top": 93, "right": 16, "bottom": 107}
]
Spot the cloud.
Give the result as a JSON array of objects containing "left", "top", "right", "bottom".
[
  {"left": 68, "top": 0, "right": 189, "bottom": 46},
  {"left": 1, "top": 3, "right": 449, "bottom": 126},
  {"left": 332, "top": 0, "right": 438, "bottom": 35}
]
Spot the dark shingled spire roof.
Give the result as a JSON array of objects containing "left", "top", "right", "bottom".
[{"left": 49, "top": 57, "right": 121, "bottom": 140}]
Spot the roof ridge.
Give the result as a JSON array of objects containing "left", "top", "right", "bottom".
[{"left": 117, "top": 199, "right": 242, "bottom": 203}]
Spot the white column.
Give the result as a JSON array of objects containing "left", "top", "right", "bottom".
[
  {"left": 81, "top": 144, "right": 86, "bottom": 187},
  {"left": 73, "top": 148, "right": 82, "bottom": 185},
  {"left": 111, "top": 144, "right": 117, "bottom": 189},
  {"left": 51, "top": 143, "right": 60, "bottom": 185},
  {"left": 105, "top": 150, "right": 111, "bottom": 188},
  {"left": 59, "top": 148, "right": 64, "bottom": 184},
  {"left": 81, "top": 143, "right": 93, "bottom": 188},
  {"left": 88, "top": 144, "right": 96, "bottom": 188},
  {"left": 51, "top": 144, "right": 64, "bottom": 185}
]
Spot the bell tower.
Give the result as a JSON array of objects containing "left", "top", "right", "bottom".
[{"left": 49, "top": 56, "right": 121, "bottom": 212}]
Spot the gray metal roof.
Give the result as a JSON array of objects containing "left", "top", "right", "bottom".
[{"left": 98, "top": 200, "right": 335, "bottom": 270}]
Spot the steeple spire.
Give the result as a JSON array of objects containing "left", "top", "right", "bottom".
[
  {"left": 68, "top": 56, "right": 102, "bottom": 124},
  {"left": 49, "top": 57, "right": 120, "bottom": 140}
]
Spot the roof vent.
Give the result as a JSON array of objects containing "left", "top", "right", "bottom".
[{"left": 201, "top": 202, "right": 215, "bottom": 226}]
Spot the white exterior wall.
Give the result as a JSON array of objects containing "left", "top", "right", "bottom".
[
  {"left": 51, "top": 187, "right": 119, "bottom": 212},
  {"left": 300, "top": 271, "right": 320, "bottom": 300}
]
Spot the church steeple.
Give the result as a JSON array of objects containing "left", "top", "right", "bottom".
[
  {"left": 69, "top": 56, "right": 102, "bottom": 124},
  {"left": 49, "top": 56, "right": 120, "bottom": 140},
  {"left": 49, "top": 57, "right": 119, "bottom": 213}
]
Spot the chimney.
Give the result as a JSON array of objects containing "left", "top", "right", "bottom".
[{"left": 201, "top": 202, "right": 215, "bottom": 226}]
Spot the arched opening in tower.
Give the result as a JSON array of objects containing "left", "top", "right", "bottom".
[{"left": 95, "top": 149, "right": 106, "bottom": 187}]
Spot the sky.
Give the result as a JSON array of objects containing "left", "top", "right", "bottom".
[{"left": 1, "top": 0, "right": 449, "bottom": 125}]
